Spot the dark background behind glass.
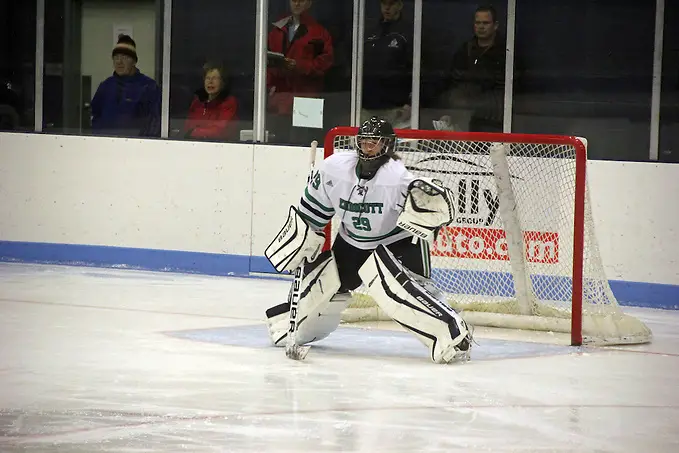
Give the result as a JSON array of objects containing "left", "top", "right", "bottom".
[
  {"left": 0, "top": 0, "right": 36, "bottom": 131},
  {"left": 660, "top": 0, "right": 678, "bottom": 163},
  {"left": 512, "top": 0, "right": 655, "bottom": 161}
]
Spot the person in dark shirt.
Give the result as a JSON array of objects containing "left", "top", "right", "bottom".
[
  {"left": 361, "top": 0, "right": 412, "bottom": 128},
  {"left": 90, "top": 35, "right": 161, "bottom": 137},
  {"left": 439, "top": 5, "right": 506, "bottom": 132}
]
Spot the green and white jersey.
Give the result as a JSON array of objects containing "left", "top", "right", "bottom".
[{"left": 298, "top": 151, "right": 415, "bottom": 250}]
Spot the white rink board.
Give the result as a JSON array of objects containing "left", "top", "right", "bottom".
[
  {"left": 0, "top": 133, "right": 678, "bottom": 290},
  {"left": 0, "top": 133, "right": 254, "bottom": 255},
  {"left": 587, "top": 160, "right": 679, "bottom": 285},
  {"left": 250, "top": 144, "right": 324, "bottom": 260}
]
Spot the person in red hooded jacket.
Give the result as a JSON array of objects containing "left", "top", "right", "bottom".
[
  {"left": 183, "top": 62, "right": 238, "bottom": 141},
  {"left": 267, "top": 0, "right": 334, "bottom": 144}
]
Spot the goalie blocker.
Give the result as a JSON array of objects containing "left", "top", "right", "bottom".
[
  {"left": 265, "top": 205, "right": 325, "bottom": 273},
  {"left": 358, "top": 244, "right": 473, "bottom": 363}
]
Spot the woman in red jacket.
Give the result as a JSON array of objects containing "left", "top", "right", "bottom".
[{"left": 183, "top": 62, "right": 238, "bottom": 141}]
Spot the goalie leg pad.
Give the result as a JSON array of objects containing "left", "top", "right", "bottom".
[
  {"left": 265, "top": 250, "right": 349, "bottom": 346},
  {"left": 265, "top": 205, "right": 326, "bottom": 273},
  {"left": 265, "top": 302, "right": 291, "bottom": 346},
  {"left": 358, "top": 244, "right": 472, "bottom": 363}
]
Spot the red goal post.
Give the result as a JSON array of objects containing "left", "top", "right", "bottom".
[{"left": 321, "top": 127, "right": 652, "bottom": 347}]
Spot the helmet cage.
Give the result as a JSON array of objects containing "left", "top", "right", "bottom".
[{"left": 356, "top": 134, "right": 395, "bottom": 162}]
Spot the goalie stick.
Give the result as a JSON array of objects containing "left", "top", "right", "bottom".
[{"left": 285, "top": 140, "right": 318, "bottom": 361}]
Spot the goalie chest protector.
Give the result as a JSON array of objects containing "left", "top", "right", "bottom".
[{"left": 299, "top": 152, "right": 415, "bottom": 250}]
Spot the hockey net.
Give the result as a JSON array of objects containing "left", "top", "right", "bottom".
[{"left": 324, "top": 127, "right": 652, "bottom": 346}]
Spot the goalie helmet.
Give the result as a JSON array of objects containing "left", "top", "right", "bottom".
[{"left": 356, "top": 116, "right": 397, "bottom": 179}]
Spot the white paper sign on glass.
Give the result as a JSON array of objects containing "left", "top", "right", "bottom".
[{"left": 292, "top": 97, "right": 324, "bottom": 129}]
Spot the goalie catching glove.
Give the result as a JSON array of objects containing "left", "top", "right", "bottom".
[
  {"left": 397, "top": 177, "right": 455, "bottom": 243},
  {"left": 265, "top": 206, "right": 326, "bottom": 273}
]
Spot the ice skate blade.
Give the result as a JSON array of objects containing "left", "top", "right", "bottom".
[
  {"left": 435, "top": 344, "right": 471, "bottom": 364},
  {"left": 285, "top": 344, "right": 310, "bottom": 361},
  {"left": 453, "top": 349, "right": 471, "bottom": 363}
]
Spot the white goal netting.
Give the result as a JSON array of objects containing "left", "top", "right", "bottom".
[{"left": 326, "top": 128, "right": 651, "bottom": 346}]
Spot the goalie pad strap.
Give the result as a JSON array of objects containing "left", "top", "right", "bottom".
[
  {"left": 265, "top": 205, "right": 325, "bottom": 273},
  {"left": 265, "top": 250, "right": 347, "bottom": 346},
  {"left": 265, "top": 302, "right": 290, "bottom": 346}
]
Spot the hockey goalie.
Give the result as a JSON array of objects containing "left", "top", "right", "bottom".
[{"left": 264, "top": 116, "right": 473, "bottom": 364}]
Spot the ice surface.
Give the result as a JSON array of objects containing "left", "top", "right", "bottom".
[{"left": 0, "top": 262, "right": 678, "bottom": 452}]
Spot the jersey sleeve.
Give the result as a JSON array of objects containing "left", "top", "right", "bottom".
[
  {"left": 297, "top": 165, "right": 336, "bottom": 230},
  {"left": 396, "top": 168, "right": 417, "bottom": 210}
]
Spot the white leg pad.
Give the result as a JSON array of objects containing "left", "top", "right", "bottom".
[
  {"left": 265, "top": 251, "right": 348, "bottom": 347},
  {"left": 358, "top": 245, "right": 472, "bottom": 363}
]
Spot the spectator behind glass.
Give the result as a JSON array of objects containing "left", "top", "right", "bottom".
[
  {"left": 90, "top": 34, "right": 161, "bottom": 137},
  {"left": 439, "top": 5, "right": 505, "bottom": 132},
  {"left": 267, "top": 0, "right": 334, "bottom": 144},
  {"left": 362, "top": 0, "right": 412, "bottom": 128},
  {"left": 182, "top": 62, "right": 238, "bottom": 141}
]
